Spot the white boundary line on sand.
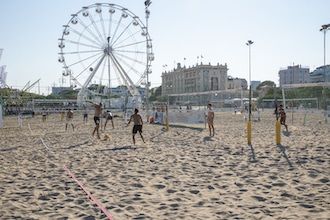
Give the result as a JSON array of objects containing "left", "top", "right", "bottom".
[
  {"left": 40, "top": 138, "right": 55, "bottom": 153},
  {"left": 63, "top": 165, "right": 114, "bottom": 220}
]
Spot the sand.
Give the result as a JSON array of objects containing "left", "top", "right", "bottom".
[{"left": 0, "top": 109, "right": 329, "bottom": 220}]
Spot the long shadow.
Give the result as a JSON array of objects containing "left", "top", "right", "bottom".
[
  {"left": 148, "top": 130, "right": 167, "bottom": 142},
  {"left": 110, "top": 146, "right": 136, "bottom": 151},
  {"left": 63, "top": 141, "right": 90, "bottom": 150},
  {"left": 61, "top": 140, "right": 139, "bottom": 152},
  {"left": 0, "top": 145, "right": 26, "bottom": 152},
  {"left": 277, "top": 144, "right": 294, "bottom": 169},
  {"left": 248, "top": 143, "right": 257, "bottom": 163},
  {"left": 74, "top": 146, "right": 137, "bottom": 152}
]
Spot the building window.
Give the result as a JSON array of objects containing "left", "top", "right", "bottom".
[{"left": 211, "top": 77, "right": 218, "bottom": 90}]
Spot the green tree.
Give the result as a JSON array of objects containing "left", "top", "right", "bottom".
[
  {"left": 46, "top": 89, "right": 79, "bottom": 99},
  {"left": 256, "top": 80, "right": 275, "bottom": 90},
  {"left": 149, "top": 86, "right": 162, "bottom": 102}
]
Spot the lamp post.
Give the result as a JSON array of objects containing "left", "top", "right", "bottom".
[
  {"left": 145, "top": 0, "right": 152, "bottom": 122},
  {"left": 320, "top": 24, "right": 330, "bottom": 122},
  {"left": 246, "top": 40, "right": 253, "bottom": 144},
  {"left": 320, "top": 24, "right": 330, "bottom": 75},
  {"left": 165, "top": 83, "right": 172, "bottom": 131}
]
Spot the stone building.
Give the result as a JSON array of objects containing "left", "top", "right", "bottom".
[
  {"left": 161, "top": 62, "right": 254, "bottom": 107},
  {"left": 162, "top": 62, "right": 227, "bottom": 93}
]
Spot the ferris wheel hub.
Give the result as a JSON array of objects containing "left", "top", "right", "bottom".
[{"left": 104, "top": 46, "right": 112, "bottom": 55}]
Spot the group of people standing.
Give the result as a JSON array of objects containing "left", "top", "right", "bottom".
[
  {"left": 64, "top": 100, "right": 145, "bottom": 144},
  {"left": 63, "top": 101, "right": 288, "bottom": 145},
  {"left": 205, "top": 102, "right": 289, "bottom": 138},
  {"left": 84, "top": 100, "right": 115, "bottom": 139},
  {"left": 63, "top": 101, "right": 113, "bottom": 137}
]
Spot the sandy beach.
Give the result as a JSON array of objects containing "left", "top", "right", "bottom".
[{"left": 0, "top": 109, "right": 329, "bottom": 219}]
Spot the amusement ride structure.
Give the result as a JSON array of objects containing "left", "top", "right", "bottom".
[{"left": 58, "top": 2, "right": 154, "bottom": 108}]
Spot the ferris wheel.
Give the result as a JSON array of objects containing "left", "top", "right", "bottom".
[{"left": 58, "top": 3, "right": 153, "bottom": 107}]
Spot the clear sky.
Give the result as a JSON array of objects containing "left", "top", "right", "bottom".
[{"left": 1, "top": 0, "right": 330, "bottom": 95}]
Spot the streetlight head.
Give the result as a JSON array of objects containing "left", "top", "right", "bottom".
[
  {"left": 144, "top": 0, "right": 152, "bottom": 7},
  {"left": 320, "top": 24, "right": 330, "bottom": 31},
  {"left": 247, "top": 40, "right": 254, "bottom": 45}
]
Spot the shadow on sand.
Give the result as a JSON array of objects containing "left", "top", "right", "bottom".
[
  {"left": 282, "top": 131, "right": 291, "bottom": 137},
  {"left": 277, "top": 144, "right": 294, "bottom": 169},
  {"left": 248, "top": 143, "right": 257, "bottom": 163},
  {"left": 203, "top": 136, "right": 212, "bottom": 141},
  {"left": 0, "top": 145, "right": 26, "bottom": 152}
]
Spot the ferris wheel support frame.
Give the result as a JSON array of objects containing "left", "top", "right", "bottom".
[
  {"left": 77, "top": 53, "right": 106, "bottom": 104},
  {"left": 110, "top": 52, "right": 142, "bottom": 108}
]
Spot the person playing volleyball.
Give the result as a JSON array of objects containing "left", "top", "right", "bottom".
[
  {"left": 126, "top": 108, "right": 145, "bottom": 144},
  {"left": 206, "top": 103, "right": 215, "bottom": 136},
  {"left": 86, "top": 100, "right": 103, "bottom": 139},
  {"left": 278, "top": 104, "right": 288, "bottom": 132}
]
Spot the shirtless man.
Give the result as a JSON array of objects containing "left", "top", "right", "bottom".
[
  {"left": 86, "top": 100, "right": 103, "bottom": 138},
  {"left": 278, "top": 104, "right": 288, "bottom": 132},
  {"left": 126, "top": 108, "right": 145, "bottom": 144},
  {"left": 65, "top": 108, "right": 74, "bottom": 131},
  {"left": 206, "top": 103, "right": 215, "bottom": 136}
]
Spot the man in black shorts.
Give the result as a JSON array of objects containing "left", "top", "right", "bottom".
[
  {"left": 86, "top": 100, "right": 103, "bottom": 139},
  {"left": 126, "top": 108, "right": 145, "bottom": 144}
]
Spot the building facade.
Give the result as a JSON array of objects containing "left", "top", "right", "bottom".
[
  {"left": 162, "top": 62, "right": 228, "bottom": 97},
  {"left": 309, "top": 65, "right": 330, "bottom": 83},
  {"left": 278, "top": 65, "right": 310, "bottom": 87},
  {"left": 227, "top": 76, "right": 248, "bottom": 90}
]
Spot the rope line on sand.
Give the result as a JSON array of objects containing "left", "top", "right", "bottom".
[
  {"left": 37, "top": 126, "right": 113, "bottom": 219},
  {"left": 40, "top": 138, "right": 55, "bottom": 153},
  {"left": 63, "top": 165, "right": 114, "bottom": 220}
]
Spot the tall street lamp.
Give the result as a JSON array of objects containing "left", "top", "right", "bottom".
[
  {"left": 145, "top": 0, "right": 152, "bottom": 122},
  {"left": 320, "top": 24, "right": 330, "bottom": 75},
  {"left": 320, "top": 24, "right": 330, "bottom": 122},
  {"left": 246, "top": 40, "right": 253, "bottom": 144}
]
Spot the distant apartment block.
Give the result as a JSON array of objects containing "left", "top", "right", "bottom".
[
  {"left": 278, "top": 65, "right": 310, "bottom": 87},
  {"left": 227, "top": 76, "right": 248, "bottom": 90},
  {"left": 309, "top": 65, "right": 330, "bottom": 83}
]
